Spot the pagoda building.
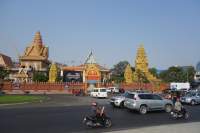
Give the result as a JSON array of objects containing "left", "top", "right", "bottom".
[
  {"left": 19, "top": 31, "right": 49, "bottom": 71},
  {"left": 132, "top": 45, "right": 159, "bottom": 82},
  {"left": 62, "top": 51, "right": 110, "bottom": 88}
]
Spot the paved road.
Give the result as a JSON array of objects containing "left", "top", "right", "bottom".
[{"left": 0, "top": 95, "right": 200, "bottom": 133}]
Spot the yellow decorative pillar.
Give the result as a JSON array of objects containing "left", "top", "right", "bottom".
[{"left": 49, "top": 63, "right": 58, "bottom": 83}]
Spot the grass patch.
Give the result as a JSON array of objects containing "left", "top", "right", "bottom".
[{"left": 0, "top": 95, "right": 47, "bottom": 104}]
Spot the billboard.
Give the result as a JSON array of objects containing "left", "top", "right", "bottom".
[{"left": 63, "top": 71, "right": 82, "bottom": 82}]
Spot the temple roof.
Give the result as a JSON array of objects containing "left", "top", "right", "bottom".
[
  {"left": 62, "top": 51, "right": 109, "bottom": 72},
  {"left": 20, "top": 56, "right": 48, "bottom": 61},
  {"left": 20, "top": 31, "right": 49, "bottom": 60},
  {"left": 62, "top": 64, "right": 109, "bottom": 72},
  {"left": 0, "top": 53, "right": 13, "bottom": 68},
  {"left": 84, "top": 51, "right": 97, "bottom": 64},
  {"left": 33, "top": 31, "right": 43, "bottom": 45}
]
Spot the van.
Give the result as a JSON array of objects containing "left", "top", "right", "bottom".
[
  {"left": 107, "top": 87, "right": 119, "bottom": 93},
  {"left": 90, "top": 88, "right": 108, "bottom": 98}
]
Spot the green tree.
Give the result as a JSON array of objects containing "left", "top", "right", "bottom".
[
  {"left": 110, "top": 61, "right": 129, "bottom": 83},
  {"left": 33, "top": 71, "right": 48, "bottom": 82},
  {"left": 0, "top": 67, "right": 9, "bottom": 80},
  {"left": 149, "top": 67, "right": 158, "bottom": 78},
  {"left": 159, "top": 66, "right": 196, "bottom": 83},
  {"left": 182, "top": 66, "right": 195, "bottom": 82}
]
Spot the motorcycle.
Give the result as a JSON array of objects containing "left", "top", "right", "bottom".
[
  {"left": 170, "top": 108, "right": 189, "bottom": 119},
  {"left": 83, "top": 115, "right": 112, "bottom": 128}
]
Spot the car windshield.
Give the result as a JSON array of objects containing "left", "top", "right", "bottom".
[
  {"left": 186, "top": 92, "right": 196, "bottom": 97},
  {"left": 121, "top": 92, "right": 129, "bottom": 97},
  {"left": 100, "top": 89, "right": 106, "bottom": 92},
  {"left": 126, "top": 93, "right": 135, "bottom": 99}
]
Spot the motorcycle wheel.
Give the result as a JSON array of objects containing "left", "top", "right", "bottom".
[
  {"left": 84, "top": 120, "right": 94, "bottom": 128},
  {"left": 184, "top": 113, "right": 189, "bottom": 119},
  {"left": 104, "top": 118, "right": 112, "bottom": 128},
  {"left": 171, "top": 112, "right": 178, "bottom": 119}
]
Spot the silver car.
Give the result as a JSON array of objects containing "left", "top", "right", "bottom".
[
  {"left": 124, "top": 92, "right": 173, "bottom": 114},
  {"left": 180, "top": 92, "right": 200, "bottom": 105},
  {"left": 110, "top": 92, "right": 129, "bottom": 107}
]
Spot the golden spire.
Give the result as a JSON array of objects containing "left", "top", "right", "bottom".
[
  {"left": 133, "top": 44, "right": 159, "bottom": 82},
  {"left": 124, "top": 64, "right": 133, "bottom": 84},
  {"left": 135, "top": 44, "right": 148, "bottom": 73},
  {"left": 33, "top": 31, "right": 43, "bottom": 45}
]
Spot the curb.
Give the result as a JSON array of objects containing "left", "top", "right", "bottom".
[{"left": 0, "top": 102, "right": 30, "bottom": 106}]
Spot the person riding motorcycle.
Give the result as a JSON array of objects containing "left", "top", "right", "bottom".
[
  {"left": 174, "top": 98, "right": 186, "bottom": 116},
  {"left": 90, "top": 102, "right": 105, "bottom": 125},
  {"left": 83, "top": 102, "right": 111, "bottom": 128}
]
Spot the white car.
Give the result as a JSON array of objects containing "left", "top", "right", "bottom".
[
  {"left": 107, "top": 87, "right": 119, "bottom": 93},
  {"left": 90, "top": 88, "right": 108, "bottom": 98}
]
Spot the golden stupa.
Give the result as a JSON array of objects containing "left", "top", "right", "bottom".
[
  {"left": 124, "top": 64, "right": 133, "bottom": 84},
  {"left": 132, "top": 44, "right": 159, "bottom": 82}
]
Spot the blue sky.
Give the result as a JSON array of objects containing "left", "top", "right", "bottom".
[{"left": 0, "top": 0, "right": 200, "bottom": 69}]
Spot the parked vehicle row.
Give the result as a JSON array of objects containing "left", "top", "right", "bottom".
[
  {"left": 180, "top": 91, "right": 200, "bottom": 105},
  {"left": 110, "top": 91, "right": 173, "bottom": 114},
  {"left": 110, "top": 89, "right": 200, "bottom": 115}
]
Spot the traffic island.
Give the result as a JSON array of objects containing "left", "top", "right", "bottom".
[{"left": 0, "top": 95, "right": 47, "bottom": 105}]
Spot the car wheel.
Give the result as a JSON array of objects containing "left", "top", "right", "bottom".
[
  {"left": 191, "top": 100, "right": 196, "bottom": 106},
  {"left": 139, "top": 105, "right": 147, "bottom": 114},
  {"left": 120, "top": 101, "right": 124, "bottom": 108},
  {"left": 165, "top": 104, "right": 172, "bottom": 113}
]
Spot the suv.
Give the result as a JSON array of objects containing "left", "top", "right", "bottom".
[
  {"left": 124, "top": 92, "right": 173, "bottom": 114},
  {"left": 180, "top": 92, "right": 200, "bottom": 105}
]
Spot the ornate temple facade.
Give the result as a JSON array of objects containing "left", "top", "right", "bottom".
[
  {"left": 19, "top": 31, "right": 49, "bottom": 71},
  {"left": 124, "top": 45, "right": 159, "bottom": 83},
  {"left": 62, "top": 52, "right": 109, "bottom": 88}
]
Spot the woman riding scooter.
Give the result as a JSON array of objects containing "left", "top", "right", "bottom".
[{"left": 173, "top": 97, "right": 187, "bottom": 118}]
